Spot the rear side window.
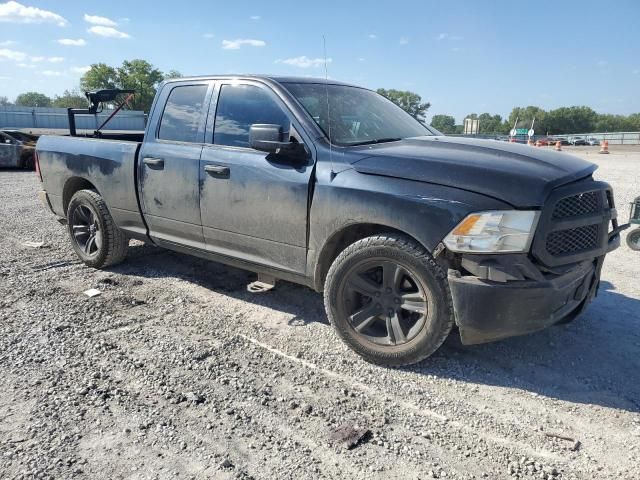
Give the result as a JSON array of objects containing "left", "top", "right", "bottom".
[
  {"left": 213, "top": 84, "right": 290, "bottom": 148},
  {"left": 158, "top": 85, "right": 208, "bottom": 143}
]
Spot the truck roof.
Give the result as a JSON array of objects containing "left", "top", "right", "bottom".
[{"left": 162, "top": 74, "right": 362, "bottom": 88}]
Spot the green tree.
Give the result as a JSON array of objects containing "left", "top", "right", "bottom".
[
  {"left": 52, "top": 89, "right": 88, "bottom": 109},
  {"left": 15, "top": 92, "right": 52, "bottom": 107},
  {"left": 430, "top": 114, "right": 456, "bottom": 133},
  {"left": 117, "top": 59, "right": 164, "bottom": 112},
  {"left": 164, "top": 69, "right": 183, "bottom": 80},
  {"left": 545, "top": 106, "right": 597, "bottom": 134},
  {"left": 376, "top": 88, "right": 431, "bottom": 122},
  {"left": 627, "top": 113, "right": 640, "bottom": 131},
  {"left": 464, "top": 113, "right": 505, "bottom": 134},
  {"left": 80, "top": 60, "right": 177, "bottom": 112},
  {"left": 0, "top": 96, "right": 11, "bottom": 106},
  {"left": 507, "top": 106, "right": 548, "bottom": 133},
  {"left": 80, "top": 63, "right": 119, "bottom": 91}
]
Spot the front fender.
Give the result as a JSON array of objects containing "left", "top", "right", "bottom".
[{"left": 308, "top": 166, "right": 512, "bottom": 287}]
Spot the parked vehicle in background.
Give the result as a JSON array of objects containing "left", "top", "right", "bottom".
[
  {"left": 627, "top": 197, "right": 640, "bottom": 251},
  {"left": 35, "top": 75, "right": 623, "bottom": 366},
  {"left": 586, "top": 137, "right": 600, "bottom": 146},
  {"left": 494, "top": 135, "right": 510, "bottom": 142},
  {"left": 535, "top": 137, "right": 557, "bottom": 146},
  {"left": 0, "top": 130, "right": 38, "bottom": 169},
  {"left": 570, "top": 136, "right": 587, "bottom": 146}
]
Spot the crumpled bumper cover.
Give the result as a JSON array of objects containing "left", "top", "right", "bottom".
[{"left": 448, "top": 257, "right": 601, "bottom": 345}]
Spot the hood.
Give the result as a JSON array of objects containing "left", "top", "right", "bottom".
[{"left": 350, "top": 136, "right": 596, "bottom": 207}]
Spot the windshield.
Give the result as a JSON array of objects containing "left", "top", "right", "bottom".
[{"left": 283, "top": 83, "right": 434, "bottom": 146}]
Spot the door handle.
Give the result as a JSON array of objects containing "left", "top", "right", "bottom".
[
  {"left": 204, "top": 164, "right": 230, "bottom": 178},
  {"left": 143, "top": 157, "right": 165, "bottom": 168}
]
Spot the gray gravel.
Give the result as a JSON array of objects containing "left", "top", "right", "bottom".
[{"left": 1, "top": 147, "right": 639, "bottom": 479}]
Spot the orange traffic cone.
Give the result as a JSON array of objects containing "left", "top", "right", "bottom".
[
  {"left": 599, "top": 140, "right": 609, "bottom": 154},
  {"left": 555, "top": 141, "right": 562, "bottom": 151}
]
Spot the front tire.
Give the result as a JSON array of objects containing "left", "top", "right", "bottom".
[
  {"left": 627, "top": 228, "right": 640, "bottom": 251},
  {"left": 324, "top": 234, "right": 454, "bottom": 366},
  {"left": 66, "top": 189, "right": 128, "bottom": 268}
]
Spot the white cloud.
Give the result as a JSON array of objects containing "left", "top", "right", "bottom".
[
  {"left": 0, "top": 1, "right": 67, "bottom": 26},
  {"left": 30, "top": 55, "right": 65, "bottom": 63},
  {"left": 221, "top": 38, "right": 265, "bottom": 49},
  {"left": 0, "top": 47, "right": 26, "bottom": 61},
  {"left": 70, "top": 65, "right": 90, "bottom": 74},
  {"left": 17, "top": 62, "right": 34, "bottom": 68},
  {"left": 88, "top": 25, "right": 130, "bottom": 39},
  {"left": 399, "top": 37, "right": 409, "bottom": 45},
  {"left": 368, "top": 34, "right": 377, "bottom": 39},
  {"left": 0, "top": 39, "right": 16, "bottom": 46},
  {"left": 0, "top": 75, "right": 10, "bottom": 80},
  {"left": 358, "top": 57, "right": 365, "bottom": 62},
  {"left": 250, "top": 15, "right": 260, "bottom": 20},
  {"left": 83, "top": 13, "right": 117, "bottom": 27},
  {"left": 437, "top": 33, "right": 463, "bottom": 41},
  {"left": 58, "top": 38, "right": 86, "bottom": 46},
  {"left": 203, "top": 33, "right": 214, "bottom": 39},
  {"left": 276, "top": 56, "right": 331, "bottom": 68},
  {"left": 41, "top": 69, "right": 63, "bottom": 76}
]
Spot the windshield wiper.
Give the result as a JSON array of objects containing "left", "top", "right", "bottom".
[{"left": 347, "top": 137, "right": 403, "bottom": 146}]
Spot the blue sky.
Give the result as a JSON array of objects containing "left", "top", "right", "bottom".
[{"left": 1, "top": 0, "right": 639, "bottom": 122}]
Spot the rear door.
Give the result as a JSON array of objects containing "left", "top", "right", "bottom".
[
  {"left": 138, "top": 81, "right": 214, "bottom": 249},
  {"left": 199, "top": 81, "right": 314, "bottom": 274}
]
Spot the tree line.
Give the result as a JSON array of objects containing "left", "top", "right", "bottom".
[
  {"left": 2, "top": 64, "right": 639, "bottom": 134},
  {"left": 431, "top": 106, "right": 640, "bottom": 135},
  {"left": 0, "top": 59, "right": 181, "bottom": 112}
]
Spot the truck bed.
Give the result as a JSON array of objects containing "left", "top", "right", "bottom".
[{"left": 36, "top": 135, "right": 147, "bottom": 239}]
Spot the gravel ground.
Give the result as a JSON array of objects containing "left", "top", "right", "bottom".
[{"left": 1, "top": 147, "right": 639, "bottom": 480}]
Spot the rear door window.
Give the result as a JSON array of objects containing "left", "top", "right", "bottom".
[
  {"left": 213, "top": 84, "right": 290, "bottom": 148},
  {"left": 158, "top": 85, "right": 208, "bottom": 143}
]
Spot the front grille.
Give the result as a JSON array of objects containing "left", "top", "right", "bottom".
[
  {"left": 546, "top": 225, "right": 599, "bottom": 256},
  {"left": 532, "top": 180, "right": 615, "bottom": 267},
  {"left": 552, "top": 191, "right": 598, "bottom": 218}
]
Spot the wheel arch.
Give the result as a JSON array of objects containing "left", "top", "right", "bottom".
[
  {"left": 62, "top": 177, "right": 99, "bottom": 215},
  {"left": 313, "top": 222, "right": 428, "bottom": 291}
]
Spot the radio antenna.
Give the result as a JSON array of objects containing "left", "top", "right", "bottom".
[{"left": 323, "top": 35, "right": 336, "bottom": 179}]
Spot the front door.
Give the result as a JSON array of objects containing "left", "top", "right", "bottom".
[
  {"left": 138, "top": 81, "right": 213, "bottom": 249},
  {"left": 199, "top": 82, "right": 314, "bottom": 274}
]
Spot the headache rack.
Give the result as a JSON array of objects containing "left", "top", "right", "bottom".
[{"left": 67, "top": 89, "right": 135, "bottom": 137}]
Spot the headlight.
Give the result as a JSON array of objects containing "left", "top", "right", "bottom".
[{"left": 443, "top": 210, "right": 540, "bottom": 253}]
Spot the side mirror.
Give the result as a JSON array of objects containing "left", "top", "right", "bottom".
[{"left": 249, "top": 124, "right": 307, "bottom": 161}]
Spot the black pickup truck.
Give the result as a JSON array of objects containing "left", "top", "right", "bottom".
[{"left": 36, "top": 75, "right": 621, "bottom": 366}]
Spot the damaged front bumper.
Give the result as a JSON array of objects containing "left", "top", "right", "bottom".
[{"left": 448, "top": 254, "right": 603, "bottom": 345}]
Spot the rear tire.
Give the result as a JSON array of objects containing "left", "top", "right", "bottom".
[
  {"left": 66, "top": 189, "right": 128, "bottom": 268},
  {"left": 324, "top": 234, "right": 454, "bottom": 366}
]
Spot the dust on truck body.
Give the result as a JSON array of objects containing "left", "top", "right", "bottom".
[{"left": 34, "top": 75, "right": 623, "bottom": 366}]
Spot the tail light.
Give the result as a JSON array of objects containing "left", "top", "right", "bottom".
[{"left": 34, "top": 151, "right": 42, "bottom": 182}]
